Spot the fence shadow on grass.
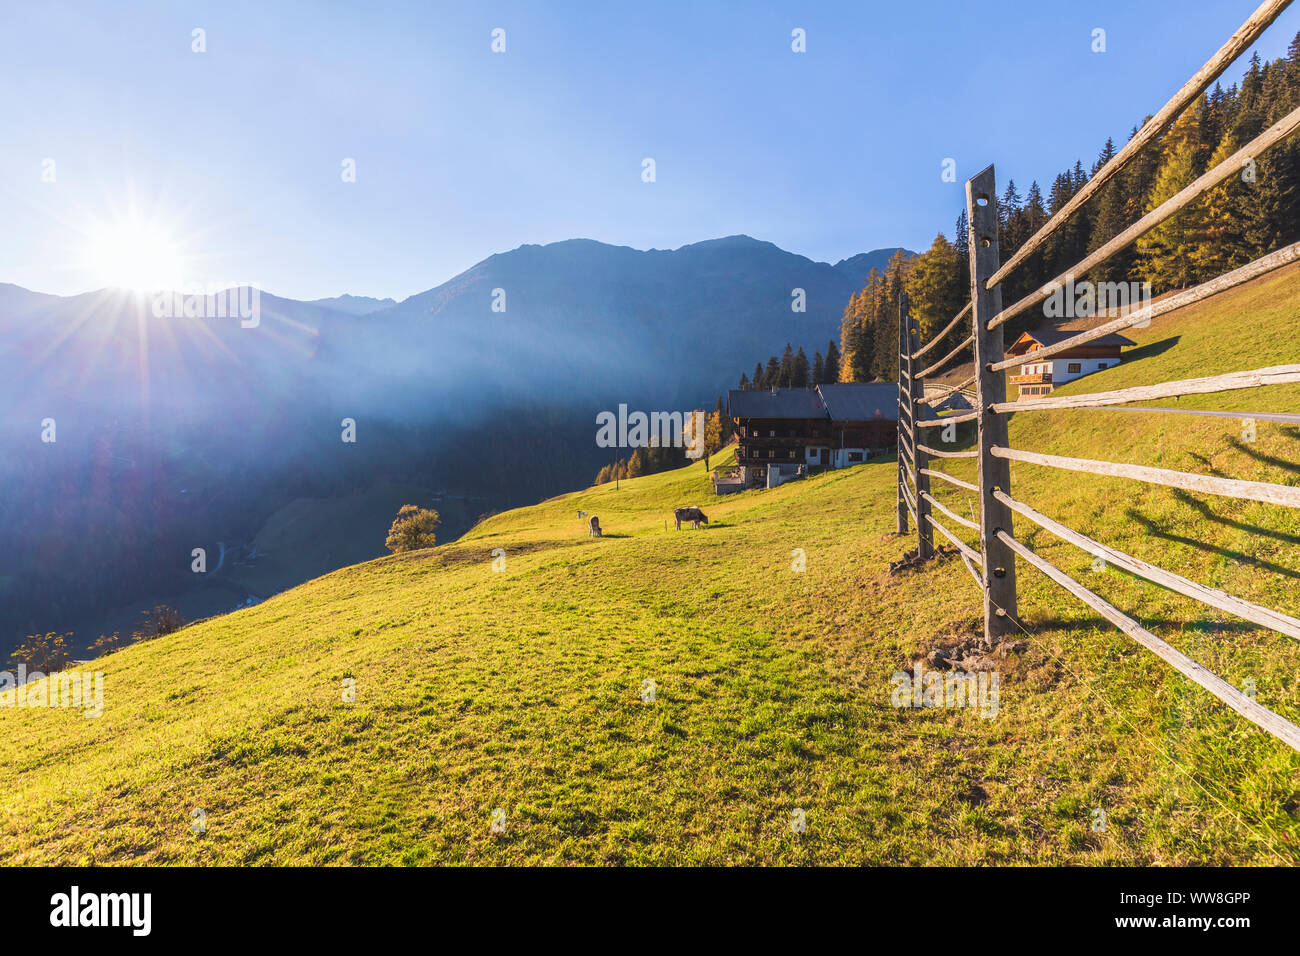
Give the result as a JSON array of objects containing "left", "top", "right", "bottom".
[
  {"left": 1125, "top": 505, "right": 1300, "bottom": 581},
  {"left": 1227, "top": 437, "right": 1300, "bottom": 477},
  {"left": 1028, "top": 614, "right": 1263, "bottom": 637}
]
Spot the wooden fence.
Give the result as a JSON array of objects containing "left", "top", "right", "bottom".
[{"left": 895, "top": 0, "right": 1300, "bottom": 752}]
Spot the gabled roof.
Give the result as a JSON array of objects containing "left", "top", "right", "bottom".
[
  {"left": 1007, "top": 328, "right": 1137, "bottom": 356},
  {"left": 727, "top": 382, "right": 900, "bottom": 422},
  {"left": 727, "top": 387, "right": 827, "bottom": 420},
  {"left": 816, "top": 383, "right": 898, "bottom": 421}
]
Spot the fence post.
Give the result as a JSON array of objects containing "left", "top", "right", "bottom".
[
  {"left": 902, "top": 293, "right": 933, "bottom": 559},
  {"left": 896, "top": 298, "right": 909, "bottom": 535},
  {"left": 966, "top": 165, "right": 1018, "bottom": 641}
]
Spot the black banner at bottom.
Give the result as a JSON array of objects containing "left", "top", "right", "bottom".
[{"left": 0, "top": 865, "right": 1284, "bottom": 942}]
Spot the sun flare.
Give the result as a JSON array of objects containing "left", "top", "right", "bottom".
[{"left": 84, "top": 220, "right": 187, "bottom": 292}]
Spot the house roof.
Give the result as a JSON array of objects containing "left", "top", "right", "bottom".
[
  {"left": 727, "top": 387, "right": 827, "bottom": 420},
  {"left": 816, "top": 383, "right": 899, "bottom": 421},
  {"left": 1007, "top": 328, "right": 1137, "bottom": 355},
  {"left": 727, "top": 383, "right": 899, "bottom": 422}
]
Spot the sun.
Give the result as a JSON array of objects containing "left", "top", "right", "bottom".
[{"left": 84, "top": 219, "right": 187, "bottom": 292}]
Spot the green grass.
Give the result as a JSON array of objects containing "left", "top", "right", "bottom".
[{"left": 0, "top": 265, "right": 1297, "bottom": 865}]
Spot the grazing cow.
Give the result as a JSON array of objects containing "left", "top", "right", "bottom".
[
  {"left": 588, "top": 515, "right": 602, "bottom": 537},
  {"left": 673, "top": 506, "right": 709, "bottom": 530}
]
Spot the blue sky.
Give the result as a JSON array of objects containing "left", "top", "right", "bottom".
[{"left": 2, "top": 0, "right": 1297, "bottom": 300}]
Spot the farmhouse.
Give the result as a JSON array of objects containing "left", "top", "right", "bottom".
[
  {"left": 727, "top": 382, "right": 897, "bottom": 489},
  {"left": 1006, "top": 328, "right": 1136, "bottom": 400}
]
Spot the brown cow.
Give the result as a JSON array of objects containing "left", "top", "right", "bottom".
[
  {"left": 673, "top": 506, "right": 709, "bottom": 530},
  {"left": 588, "top": 515, "right": 602, "bottom": 537}
]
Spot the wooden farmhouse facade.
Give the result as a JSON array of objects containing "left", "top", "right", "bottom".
[
  {"left": 1007, "top": 328, "right": 1136, "bottom": 399},
  {"left": 726, "top": 382, "right": 897, "bottom": 489}
]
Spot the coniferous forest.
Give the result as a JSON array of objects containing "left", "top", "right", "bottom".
[{"left": 837, "top": 41, "right": 1300, "bottom": 382}]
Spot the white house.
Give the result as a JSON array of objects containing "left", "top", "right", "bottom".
[{"left": 1006, "top": 328, "right": 1136, "bottom": 399}]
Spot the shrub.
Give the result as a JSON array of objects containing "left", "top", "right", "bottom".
[
  {"left": 385, "top": 504, "right": 441, "bottom": 553},
  {"left": 91, "top": 631, "right": 128, "bottom": 655},
  {"left": 131, "top": 605, "right": 187, "bottom": 642},
  {"left": 9, "top": 632, "right": 73, "bottom": 674}
]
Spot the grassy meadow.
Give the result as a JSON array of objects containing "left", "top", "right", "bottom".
[{"left": 0, "top": 264, "right": 1297, "bottom": 865}]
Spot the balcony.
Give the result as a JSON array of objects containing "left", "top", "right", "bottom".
[
  {"left": 737, "top": 445, "right": 805, "bottom": 465},
  {"left": 1009, "top": 371, "right": 1053, "bottom": 386}
]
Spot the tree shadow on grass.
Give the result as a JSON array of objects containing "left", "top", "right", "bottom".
[{"left": 1123, "top": 335, "right": 1181, "bottom": 363}]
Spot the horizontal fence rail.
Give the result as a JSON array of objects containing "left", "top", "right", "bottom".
[
  {"left": 1091, "top": 406, "right": 1300, "bottom": 425},
  {"left": 895, "top": 0, "right": 1300, "bottom": 752},
  {"left": 992, "top": 446, "right": 1300, "bottom": 510},
  {"left": 989, "top": 240, "right": 1300, "bottom": 372},
  {"left": 996, "top": 531, "right": 1300, "bottom": 753},
  {"left": 991, "top": 365, "right": 1300, "bottom": 414},
  {"left": 993, "top": 489, "right": 1300, "bottom": 641},
  {"left": 912, "top": 302, "right": 972, "bottom": 360}
]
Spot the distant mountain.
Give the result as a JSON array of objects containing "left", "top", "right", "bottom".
[
  {"left": 309, "top": 294, "right": 397, "bottom": 315},
  {"left": 0, "top": 281, "right": 63, "bottom": 317},
  {"left": 334, "top": 234, "right": 864, "bottom": 412},
  {"left": 0, "top": 234, "right": 901, "bottom": 646},
  {"left": 832, "top": 247, "right": 914, "bottom": 285}
]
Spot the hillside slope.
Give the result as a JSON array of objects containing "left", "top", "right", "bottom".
[
  {"left": 0, "top": 265, "right": 1297, "bottom": 865},
  {"left": 1, "top": 234, "right": 881, "bottom": 649}
]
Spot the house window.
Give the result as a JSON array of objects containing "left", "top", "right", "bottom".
[
  {"left": 848, "top": 451, "right": 863, "bottom": 463},
  {"left": 1067, "top": 362, "right": 1081, "bottom": 373},
  {"left": 788, "top": 450, "right": 797, "bottom": 459}
]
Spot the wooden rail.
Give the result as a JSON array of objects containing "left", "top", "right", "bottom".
[
  {"left": 991, "top": 446, "right": 1300, "bottom": 509},
  {"left": 917, "top": 334, "right": 974, "bottom": 379},
  {"left": 912, "top": 302, "right": 972, "bottom": 359},
  {"left": 997, "top": 531, "right": 1300, "bottom": 753},
  {"left": 991, "top": 365, "right": 1300, "bottom": 414},
  {"left": 894, "top": 1, "right": 1300, "bottom": 751},
  {"left": 994, "top": 489, "right": 1300, "bottom": 641},
  {"left": 990, "top": 240, "right": 1300, "bottom": 371},
  {"left": 916, "top": 410, "right": 979, "bottom": 427}
]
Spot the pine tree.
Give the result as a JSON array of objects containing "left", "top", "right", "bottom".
[
  {"left": 1138, "top": 134, "right": 1199, "bottom": 290},
  {"left": 714, "top": 395, "right": 733, "bottom": 445},
  {"left": 792, "top": 347, "right": 811, "bottom": 387},
  {"left": 824, "top": 340, "right": 841, "bottom": 383},
  {"left": 812, "top": 350, "right": 825, "bottom": 385},
  {"left": 779, "top": 343, "right": 795, "bottom": 387},
  {"left": 1191, "top": 127, "right": 1247, "bottom": 278},
  {"left": 904, "top": 232, "right": 964, "bottom": 348},
  {"left": 763, "top": 356, "right": 780, "bottom": 389},
  {"left": 627, "top": 447, "right": 648, "bottom": 478}
]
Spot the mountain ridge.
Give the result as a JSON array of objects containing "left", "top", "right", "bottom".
[{"left": 0, "top": 233, "right": 904, "bottom": 646}]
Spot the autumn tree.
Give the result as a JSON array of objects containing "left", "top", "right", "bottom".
[
  {"left": 385, "top": 504, "right": 441, "bottom": 553},
  {"left": 9, "top": 632, "right": 73, "bottom": 674}
]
